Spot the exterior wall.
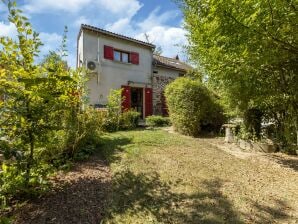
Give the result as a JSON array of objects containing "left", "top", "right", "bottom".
[
  {"left": 77, "top": 32, "right": 84, "bottom": 68},
  {"left": 152, "top": 67, "right": 184, "bottom": 115},
  {"left": 80, "top": 30, "right": 153, "bottom": 106}
]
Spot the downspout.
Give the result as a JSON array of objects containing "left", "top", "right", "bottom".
[
  {"left": 150, "top": 45, "right": 155, "bottom": 116},
  {"left": 97, "top": 36, "right": 100, "bottom": 84}
]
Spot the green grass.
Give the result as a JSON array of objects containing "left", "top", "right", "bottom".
[{"left": 100, "top": 129, "right": 298, "bottom": 224}]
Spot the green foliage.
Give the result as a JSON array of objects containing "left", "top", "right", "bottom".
[
  {"left": 0, "top": 1, "right": 96, "bottom": 207},
  {"left": 243, "top": 108, "right": 263, "bottom": 140},
  {"left": 103, "top": 89, "right": 123, "bottom": 132},
  {"left": 165, "top": 77, "right": 225, "bottom": 136},
  {"left": 179, "top": 0, "right": 298, "bottom": 145},
  {"left": 146, "top": 115, "right": 171, "bottom": 127},
  {"left": 120, "top": 110, "right": 140, "bottom": 130},
  {"left": 0, "top": 216, "right": 13, "bottom": 224},
  {"left": 102, "top": 89, "right": 140, "bottom": 132}
]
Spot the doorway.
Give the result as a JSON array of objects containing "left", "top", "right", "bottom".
[{"left": 131, "top": 87, "right": 143, "bottom": 118}]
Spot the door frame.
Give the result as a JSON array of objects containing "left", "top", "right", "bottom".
[{"left": 130, "top": 86, "right": 144, "bottom": 119}]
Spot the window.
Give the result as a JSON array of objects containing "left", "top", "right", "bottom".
[
  {"left": 104, "top": 45, "right": 139, "bottom": 65},
  {"left": 113, "top": 50, "right": 130, "bottom": 63},
  {"left": 114, "top": 50, "right": 121, "bottom": 61},
  {"left": 122, "top": 52, "right": 129, "bottom": 63}
]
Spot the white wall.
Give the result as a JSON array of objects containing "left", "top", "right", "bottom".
[
  {"left": 77, "top": 32, "right": 84, "bottom": 68},
  {"left": 80, "top": 30, "right": 153, "bottom": 105}
]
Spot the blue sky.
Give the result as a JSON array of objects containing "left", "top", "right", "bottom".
[{"left": 0, "top": 0, "right": 187, "bottom": 67}]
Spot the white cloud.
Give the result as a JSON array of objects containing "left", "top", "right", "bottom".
[
  {"left": 39, "top": 32, "right": 62, "bottom": 57},
  {"left": 135, "top": 26, "right": 187, "bottom": 58},
  {"left": 23, "top": 0, "right": 142, "bottom": 16},
  {"left": 23, "top": 0, "right": 92, "bottom": 13},
  {"left": 73, "top": 16, "right": 91, "bottom": 28},
  {"left": 137, "top": 8, "right": 178, "bottom": 32},
  {"left": 0, "top": 22, "right": 17, "bottom": 38},
  {"left": 97, "top": 0, "right": 142, "bottom": 18},
  {"left": 105, "top": 18, "right": 133, "bottom": 34}
]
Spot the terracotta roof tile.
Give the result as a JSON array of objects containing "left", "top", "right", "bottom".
[{"left": 153, "top": 54, "right": 192, "bottom": 72}]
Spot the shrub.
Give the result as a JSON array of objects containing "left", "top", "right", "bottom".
[
  {"left": 102, "top": 89, "right": 122, "bottom": 132},
  {"left": 146, "top": 115, "right": 171, "bottom": 127},
  {"left": 64, "top": 107, "right": 104, "bottom": 158},
  {"left": 165, "top": 77, "right": 225, "bottom": 136},
  {"left": 200, "top": 97, "right": 227, "bottom": 134},
  {"left": 102, "top": 89, "right": 140, "bottom": 132},
  {"left": 120, "top": 110, "right": 140, "bottom": 130}
]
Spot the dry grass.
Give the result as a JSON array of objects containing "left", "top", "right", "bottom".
[
  {"left": 101, "top": 129, "right": 298, "bottom": 224},
  {"left": 8, "top": 128, "right": 297, "bottom": 223}
]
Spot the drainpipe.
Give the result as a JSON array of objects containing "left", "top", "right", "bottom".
[{"left": 97, "top": 36, "right": 100, "bottom": 85}]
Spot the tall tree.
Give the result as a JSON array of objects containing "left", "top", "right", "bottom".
[
  {"left": 178, "top": 0, "right": 298, "bottom": 144},
  {"left": 0, "top": 0, "right": 82, "bottom": 190}
]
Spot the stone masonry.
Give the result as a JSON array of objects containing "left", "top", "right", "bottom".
[{"left": 152, "top": 75, "right": 175, "bottom": 115}]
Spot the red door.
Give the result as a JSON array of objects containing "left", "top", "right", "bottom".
[
  {"left": 145, "top": 88, "right": 153, "bottom": 117},
  {"left": 121, "top": 85, "right": 131, "bottom": 111}
]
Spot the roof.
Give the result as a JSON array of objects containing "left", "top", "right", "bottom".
[
  {"left": 153, "top": 54, "right": 193, "bottom": 72},
  {"left": 80, "top": 24, "right": 156, "bottom": 49}
]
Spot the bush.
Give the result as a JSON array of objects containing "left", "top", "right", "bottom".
[
  {"left": 120, "top": 110, "right": 140, "bottom": 130},
  {"left": 146, "top": 115, "right": 171, "bottom": 127},
  {"left": 64, "top": 107, "right": 104, "bottom": 158},
  {"left": 200, "top": 96, "right": 226, "bottom": 134},
  {"left": 102, "top": 89, "right": 122, "bottom": 132},
  {"left": 165, "top": 77, "right": 225, "bottom": 136},
  {"left": 102, "top": 89, "right": 140, "bottom": 132}
]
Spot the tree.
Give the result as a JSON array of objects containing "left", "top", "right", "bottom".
[
  {"left": 0, "top": 0, "right": 82, "bottom": 193},
  {"left": 178, "top": 0, "right": 298, "bottom": 145}
]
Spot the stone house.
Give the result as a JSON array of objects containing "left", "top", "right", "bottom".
[{"left": 77, "top": 24, "right": 192, "bottom": 118}]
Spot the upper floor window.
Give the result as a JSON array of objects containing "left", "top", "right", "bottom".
[
  {"left": 114, "top": 50, "right": 130, "bottom": 63},
  {"left": 104, "top": 45, "right": 139, "bottom": 65}
]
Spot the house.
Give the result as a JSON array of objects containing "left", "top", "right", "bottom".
[{"left": 77, "top": 24, "right": 192, "bottom": 119}]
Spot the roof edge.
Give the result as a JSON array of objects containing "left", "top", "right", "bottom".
[
  {"left": 155, "top": 64, "right": 189, "bottom": 72},
  {"left": 80, "top": 24, "right": 156, "bottom": 49}
]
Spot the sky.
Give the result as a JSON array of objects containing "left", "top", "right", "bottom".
[{"left": 0, "top": 0, "right": 188, "bottom": 68}]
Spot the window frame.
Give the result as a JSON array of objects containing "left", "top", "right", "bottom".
[{"left": 113, "top": 49, "right": 131, "bottom": 64}]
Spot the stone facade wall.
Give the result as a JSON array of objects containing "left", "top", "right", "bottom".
[{"left": 152, "top": 74, "right": 175, "bottom": 115}]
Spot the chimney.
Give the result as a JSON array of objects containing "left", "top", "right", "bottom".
[{"left": 175, "top": 55, "right": 180, "bottom": 60}]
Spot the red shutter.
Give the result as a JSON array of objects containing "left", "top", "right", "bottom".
[
  {"left": 145, "top": 88, "right": 153, "bottom": 117},
  {"left": 121, "top": 85, "right": 131, "bottom": 111},
  {"left": 104, "top": 45, "right": 114, "bottom": 60},
  {"left": 130, "top": 52, "right": 139, "bottom": 65}
]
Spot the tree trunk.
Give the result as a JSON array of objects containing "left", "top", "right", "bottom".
[{"left": 25, "top": 129, "right": 34, "bottom": 187}]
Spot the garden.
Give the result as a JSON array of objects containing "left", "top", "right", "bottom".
[{"left": 1, "top": 0, "right": 297, "bottom": 223}]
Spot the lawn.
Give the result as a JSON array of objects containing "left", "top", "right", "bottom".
[
  {"left": 10, "top": 128, "right": 298, "bottom": 223},
  {"left": 101, "top": 129, "right": 298, "bottom": 224}
]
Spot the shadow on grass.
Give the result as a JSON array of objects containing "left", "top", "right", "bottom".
[
  {"left": 265, "top": 154, "right": 298, "bottom": 172},
  {"left": 12, "top": 157, "right": 111, "bottom": 224},
  {"left": 99, "top": 134, "right": 132, "bottom": 164},
  {"left": 248, "top": 199, "right": 291, "bottom": 224},
  {"left": 105, "top": 170, "right": 292, "bottom": 223},
  {"left": 106, "top": 170, "right": 242, "bottom": 223}
]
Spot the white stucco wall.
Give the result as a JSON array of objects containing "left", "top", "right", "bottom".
[
  {"left": 78, "top": 30, "right": 153, "bottom": 105},
  {"left": 77, "top": 32, "right": 84, "bottom": 68}
]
